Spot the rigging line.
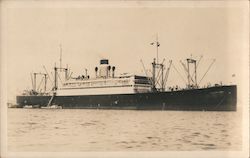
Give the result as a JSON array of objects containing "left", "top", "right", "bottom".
[
  {"left": 154, "top": 72, "right": 162, "bottom": 88},
  {"left": 50, "top": 72, "right": 56, "bottom": 90},
  {"left": 46, "top": 82, "right": 53, "bottom": 92},
  {"left": 163, "top": 60, "right": 172, "bottom": 87},
  {"left": 191, "top": 55, "right": 203, "bottom": 79},
  {"left": 57, "top": 73, "right": 63, "bottom": 85},
  {"left": 30, "top": 73, "right": 34, "bottom": 90},
  {"left": 155, "top": 67, "right": 164, "bottom": 87},
  {"left": 179, "top": 60, "right": 189, "bottom": 77},
  {"left": 155, "top": 59, "right": 165, "bottom": 87},
  {"left": 155, "top": 68, "right": 162, "bottom": 86},
  {"left": 43, "top": 65, "right": 53, "bottom": 86},
  {"left": 140, "top": 60, "right": 153, "bottom": 85},
  {"left": 37, "top": 76, "right": 44, "bottom": 91},
  {"left": 198, "top": 59, "right": 216, "bottom": 85},
  {"left": 66, "top": 67, "right": 70, "bottom": 80},
  {"left": 156, "top": 59, "right": 165, "bottom": 80},
  {"left": 155, "top": 75, "right": 161, "bottom": 88},
  {"left": 180, "top": 60, "right": 195, "bottom": 84},
  {"left": 172, "top": 63, "right": 187, "bottom": 85},
  {"left": 69, "top": 72, "right": 73, "bottom": 79}
]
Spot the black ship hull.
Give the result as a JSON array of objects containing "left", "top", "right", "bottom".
[{"left": 16, "top": 85, "right": 237, "bottom": 111}]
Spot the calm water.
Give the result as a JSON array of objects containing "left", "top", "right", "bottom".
[{"left": 8, "top": 108, "right": 242, "bottom": 151}]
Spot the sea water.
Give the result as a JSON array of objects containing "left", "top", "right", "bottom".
[{"left": 7, "top": 108, "right": 242, "bottom": 151}]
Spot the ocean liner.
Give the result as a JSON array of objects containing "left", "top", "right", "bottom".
[{"left": 16, "top": 41, "right": 237, "bottom": 111}]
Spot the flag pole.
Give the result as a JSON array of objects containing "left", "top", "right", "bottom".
[
  {"left": 59, "top": 44, "right": 62, "bottom": 72},
  {"left": 156, "top": 34, "right": 158, "bottom": 64}
]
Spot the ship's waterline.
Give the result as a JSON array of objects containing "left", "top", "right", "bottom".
[
  {"left": 17, "top": 85, "right": 237, "bottom": 111},
  {"left": 8, "top": 108, "right": 242, "bottom": 151}
]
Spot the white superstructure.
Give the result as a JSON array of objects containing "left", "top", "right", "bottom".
[{"left": 56, "top": 59, "right": 152, "bottom": 96}]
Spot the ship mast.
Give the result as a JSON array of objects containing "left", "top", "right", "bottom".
[
  {"left": 53, "top": 45, "right": 68, "bottom": 91},
  {"left": 32, "top": 72, "right": 48, "bottom": 93},
  {"left": 156, "top": 34, "right": 159, "bottom": 64},
  {"left": 186, "top": 58, "right": 197, "bottom": 88},
  {"left": 54, "top": 64, "right": 58, "bottom": 90},
  {"left": 60, "top": 44, "right": 62, "bottom": 71},
  {"left": 180, "top": 56, "right": 198, "bottom": 89},
  {"left": 152, "top": 58, "right": 156, "bottom": 91},
  {"left": 151, "top": 35, "right": 165, "bottom": 92}
]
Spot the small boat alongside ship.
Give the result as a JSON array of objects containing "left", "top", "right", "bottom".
[{"left": 15, "top": 39, "right": 237, "bottom": 111}]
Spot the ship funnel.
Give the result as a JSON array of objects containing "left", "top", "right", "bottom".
[
  {"left": 99, "top": 59, "right": 109, "bottom": 78},
  {"left": 100, "top": 59, "right": 109, "bottom": 65}
]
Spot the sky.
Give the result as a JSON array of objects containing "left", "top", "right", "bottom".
[{"left": 0, "top": 1, "right": 248, "bottom": 102}]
